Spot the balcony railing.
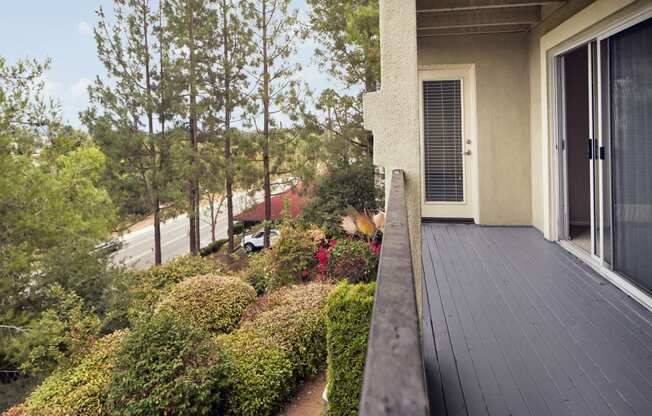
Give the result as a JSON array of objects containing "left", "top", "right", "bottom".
[{"left": 359, "top": 169, "right": 429, "bottom": 415}]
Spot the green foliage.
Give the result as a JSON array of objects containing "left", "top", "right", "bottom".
[
  {"left": 266, "top": 225, "right": 318, "bottom": 291},
  {"left": 326, "top": 282, "right": 375, "bottom": 416},
  {"left": 200, "top": 238, "right": 229, "bottom": 257},
  {"left": 218, "top": 331, "right": 293, "bottom": 416},
  {"left": 219, "top": 283, "right": 332, "bottom": 416},
  {"left": 240, "top": 284, "right": 332, "bottom": 381},
  {"left": 124, "top": 255, "right": 223, "bottom": 324},
  {"left": 241, "top": 250, "right": 274, "bottom": 295},
  {"left": 328, "top": 239, "right": 378, "bottom": 283},
  {"left": 9, "top": 285, "right": 100, "bottom": 378},
  {"left": 233, "top": 222, "right": 246, "bottom": 235},
  {"left": 303, "top": 159, "right": 379, "bottom": 235},
  {"left": 24, "top": 330, "right": 128, "bottom": 416},
  {"left": 156, "top": 274, "right": 256, "bottom": 333},
  {"left": 107, "top": 315, "right": 230, "bottom": 416}
]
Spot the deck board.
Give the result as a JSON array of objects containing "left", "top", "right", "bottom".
[{"left": 422, "top": 224, "right": 652, "bottom": 416}]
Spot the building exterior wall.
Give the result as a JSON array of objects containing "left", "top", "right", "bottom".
[
  {"left": 418, "top": 33, "right": 532, "bottom": 225},
  {"left": 363, "top": 0, "right": 422, "bottom": 300}
]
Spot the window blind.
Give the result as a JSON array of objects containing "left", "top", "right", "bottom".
[{"left": 423, "top": 80, "right": 464, "bottom": 202}]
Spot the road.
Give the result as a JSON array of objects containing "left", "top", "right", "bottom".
[{"left": 112, "top": 190, "right": 263, "bottom": 270}]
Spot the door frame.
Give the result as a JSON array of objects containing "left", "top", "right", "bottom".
[
  {"left": 418, "top": 64, "right": 479, "bottom": 221},
  {"left": 550, "top": 7, "right": 652, "bottom": 311}
]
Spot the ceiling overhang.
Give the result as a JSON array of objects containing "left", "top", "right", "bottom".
[{"left": 416, "top": 0, "right": 566, "bottom": 37}]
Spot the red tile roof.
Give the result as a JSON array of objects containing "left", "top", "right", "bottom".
[{"left": 234, "top": 184, "right": 307, "bottom": 222}]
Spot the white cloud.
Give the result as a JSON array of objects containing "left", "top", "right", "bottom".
[
  {"left": 70, "top": 78, "right": 91, "bottom": 99},
  {"left": 78, "top": 21, "right": 93, "bottom": 37}
]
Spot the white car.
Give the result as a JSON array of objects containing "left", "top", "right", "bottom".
[{"left": 241, "top": 229, "right": 280, "bottom": 252}]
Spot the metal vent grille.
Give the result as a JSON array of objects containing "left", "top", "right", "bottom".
[{"left": 423, "top": 80, "right": 464, "bottom": 202}]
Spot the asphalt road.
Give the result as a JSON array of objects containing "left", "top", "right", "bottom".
[{"left": 112, "top": 190, "right": 263, "bottom": 270}]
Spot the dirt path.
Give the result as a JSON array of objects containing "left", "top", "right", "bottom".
[{"left": 278, "top": 372, "right": 327, "bottom": 416}]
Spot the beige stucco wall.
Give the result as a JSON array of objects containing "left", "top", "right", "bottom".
[
  {"left": 363, "top": 0, "right": 422, "bottom": 299},
  {"left": 418, "top": 33, "right": 532, "bottom": 225}
]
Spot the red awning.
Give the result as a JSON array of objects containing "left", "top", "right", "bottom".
[{"left": 234, "top": 185, "right": 306, "bottom": 222}]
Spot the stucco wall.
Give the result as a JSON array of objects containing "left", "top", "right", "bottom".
[
  {"left": 418, "top": 33, "right": 532, "bottom": 225},
  {"left": 363, "top": 0, "right": 422, "bottom": 301}
]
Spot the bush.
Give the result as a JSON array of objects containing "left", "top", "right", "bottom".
[
  {"left": 327, "top": 239, "right": 378, "bottom": 283},
  {"left": 23, "top": 330, "right": 128, "bottom": 416},
  {"left": 240, "top": 284, "right": 332, "bottom": 380},
  {"left": 233, "top": 222, "right": 245, "bottom": 235},
  {"left": 156, "top": 274, "right": 256, "bottom": 333},
  {"left": 219, "top": 283, "right": 333, "bottom": 416},
  {"left": 266, "top": 226, "right": 318, "bottom": 291},
  {"left": 125, "top": 255, "right": 223, "bottom": 324},
  {"left": 107, "top": 315, "right": 230, "bottom": 416},
  {"left": 9, "top": 284, "right": 100, "bottom": 378},
  {"left": 302, "top": 159, "right": 380, "bottom": 236},
  {"left": 217, "top": 331, "right": 293, "bottom": 416},
  {"left": 200, "top": 238, "right": 229, "bottom": 257},
  {"left": 241, "top": 250, "right": 274, "bottom": 295},
  {"left": 326, "top": 282, "right": 375, "bottom": 416}
]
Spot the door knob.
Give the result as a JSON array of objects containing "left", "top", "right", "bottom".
[{"left": 463, "top": 150, "right": 471, "bottom": 156}]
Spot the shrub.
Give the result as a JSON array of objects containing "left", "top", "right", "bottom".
[
  {"left": 327, "top": 239, "right": 378, "bottom": 283},
  {"left": 200, "top": 238, "right": 229, "bottom": 257},
  {"left": 241, "top": 250, "right": 274, "bottom": 295},
  {"left": 266, "top": 226, "right": 318, "bottom": 291},
  {"left": 326, "top": 282, "right": 375, "bottom": 416},
  {"left": 217, "top": 331, "right": 293, "bottom": 416},
  {"left": 240, "top": 284, "right": 332, "bottom": 380},
  {"left": 10, "top": 284, "right": 100, "bottom": 378},
  {"left": 23, "top": 330, "right": 128, "bottom": 416},
  {"left": 125, "top": 255, "right": 223, "bottom": 323},
  {"left": 233, "top": 222, "right": 245, "bottom": 235},
  {"left": 302, "top": 159, "right": 380, "bottom": 236},
  {"left": 107, "top": 315, "right": 230, "bottom": 416},
  {"left": 156, "top": 274, "right": 256, "bottom": 333},
  {"left": 219, "top": 283, "right": 333, "bottom": 416}
]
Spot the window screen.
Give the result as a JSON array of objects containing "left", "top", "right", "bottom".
[
  {"left": 423, "top": 80, "right": 464, "bottom": 202},
  {"left": 609, "top": 17, "right": 652, "bottom": 293}
]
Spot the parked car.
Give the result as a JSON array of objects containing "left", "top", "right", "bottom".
[
  {"left": 94, "top": 239, "right": 122, "bottom": 254},
  {"left": 241, "top": 229, "right": 280, "bottom": 252}
]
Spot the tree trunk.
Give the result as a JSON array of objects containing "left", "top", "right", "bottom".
[
  {"left": 153, "top": 198, "right": 162, "bottom": 264},
  {"left": 143, "top": 3, "right": 162, "bottom": 265},
  {"left": 187, "top": 1, "right": 200, "bottom": 255},
  {"left": 223, "top": 1, "right": 235, "bottom": 254},
  {"left": 262, "top": 0, "right": 272, "bottom": 249}
]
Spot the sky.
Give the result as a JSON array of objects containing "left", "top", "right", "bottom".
[{"left": 0, "top": 0, "right": 334, "bottom": 128}]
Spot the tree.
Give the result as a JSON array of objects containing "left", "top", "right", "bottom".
[
  {"left": 247, "top": 0, "right": 304, "bottom": 248},
  {"left": 164, "top": 0, "right": 216, "bottom": 255},
  {"left": 87, "top": 0, "right": 180, "bottom": 265},
  {"left": 198, "top": 0, "right": 254, "bottom": 254},
  {"left": 306, "top": 0, "right": 380, "bottom": 158},
  {"left": 1, "top": 56, "right": 118, "bottom": 376}
]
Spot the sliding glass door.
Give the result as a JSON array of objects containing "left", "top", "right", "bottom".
[{"left": 601, "top": 17, "right": 652, "bottom": 293}]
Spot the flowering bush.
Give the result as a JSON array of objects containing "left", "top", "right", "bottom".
[{"left": 327, "top": 239, "right": 378, "bottom": 283}]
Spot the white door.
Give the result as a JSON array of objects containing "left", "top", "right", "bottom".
[{"left": 420, "top": 66, "right": 477, "bottom": 219}]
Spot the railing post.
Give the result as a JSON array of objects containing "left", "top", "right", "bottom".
[{"left": 359, "top": 169, "right": 429, "bottom": 416}]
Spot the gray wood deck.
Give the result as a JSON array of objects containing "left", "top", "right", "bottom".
[{"left": 421, "top": 223, "right": 652, "bottom": 416}]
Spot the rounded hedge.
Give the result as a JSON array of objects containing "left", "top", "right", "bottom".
[
  {"left": 107, "top": 315, "right": 230, "bottom": 416},
  {"left": 217, "top": 331, "right": 293, "bottom": 416},
  {"left": 156, "top": 274, "right": 256, "bottom": 334},
  {"left": 240, "top": 284, "right": 332, "bottom": 380},
  {"left": 218, "top": 283, "right": 333, "bottom": 416},
  {"left": 327, "top": 239, "right": 377, "bottom": 283},
  {"left": 22, "top": 330, "right": 128, "bottom": 416},
  {"left": 126, "top": 255, "right": 225, "bottom": 324}
]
